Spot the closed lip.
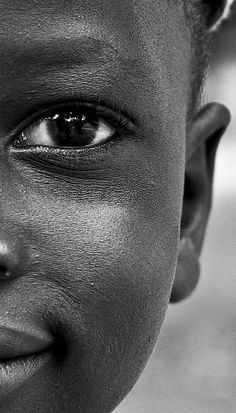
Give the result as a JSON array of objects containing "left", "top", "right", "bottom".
[{"left": 0, "top": 322, "right": 54, "bottom": 360}]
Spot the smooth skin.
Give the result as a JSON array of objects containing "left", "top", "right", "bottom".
[{"left": 0, "top": 1, "right": 231, "bottom": 412}]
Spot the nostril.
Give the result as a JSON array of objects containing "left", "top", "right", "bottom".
[
  {"left": 0, "top": 265, "right": 12, "bottom": 279},
  {"left": 0, "top": 235, "right": 30, "bottom": 281}
]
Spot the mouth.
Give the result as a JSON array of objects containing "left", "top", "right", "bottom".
[{"left": 0, "top": 322, "right": 54, "bottom": 397}]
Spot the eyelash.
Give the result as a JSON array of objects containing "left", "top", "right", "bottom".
[{"left": 10, "top": 99, "right": 135, "bottom": 153}]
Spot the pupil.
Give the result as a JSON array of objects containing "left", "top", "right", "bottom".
[
  {"left": 48, "top": 112, "right": 99, "bottom": 147},
  {"left": 0, "top": 265, "right": 9, "bottom": 279}
]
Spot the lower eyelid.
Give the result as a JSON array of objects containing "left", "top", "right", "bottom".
[
  {"left": 9, "top": 130, "right": 143, "bottom": 183},
  {"left": 9, "top": 133, "right": 122, "bottom": 168}
]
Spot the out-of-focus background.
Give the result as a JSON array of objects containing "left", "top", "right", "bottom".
[{"left": 115, "top": 9, "right": 236, "bottom": 413}]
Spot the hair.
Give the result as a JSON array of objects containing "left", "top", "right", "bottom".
[
  {"left": 184, "top": 0, "right": 234, "bottom": 120},
  {"left": 184, "top": 1, "right": 212, "bottom": 119}
]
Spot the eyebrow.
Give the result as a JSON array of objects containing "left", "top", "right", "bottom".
[
  {"left": 0, "top": 33, "right": 149, "bottom": 129},
  {"left": 3, "top": 36, "right": 122, "bottom": 75},
  {"left": 2, "top": 33, "right": 150, "bottom": 99}
]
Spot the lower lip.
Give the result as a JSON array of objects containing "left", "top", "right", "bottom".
[{"left": 0, "top": 347, "right": 52, "bottom": 398}]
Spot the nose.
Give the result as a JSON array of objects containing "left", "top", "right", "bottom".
[{"left": 0, "top": 233, "right": 29, "bottom": 280}]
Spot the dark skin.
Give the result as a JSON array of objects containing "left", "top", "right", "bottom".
[{"left": 0, "top": 0, "right": 231, "bottom": 412}]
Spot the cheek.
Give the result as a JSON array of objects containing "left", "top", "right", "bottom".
[
  {"left": 26, "top": 191, "right": 180, "bottom": 404},
  {"left": 34, "top": 198, "right": 176, "bottom": 325},
  {"left": 3, "top": 126, "right": 185, "bottom": 409}
]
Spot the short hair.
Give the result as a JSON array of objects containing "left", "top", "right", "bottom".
[
  {"left": 185, "top": 1, "right": 209, "bottom": 118},
  {"left": 184, "top": 0, "right": 234, "bottom": 121}
]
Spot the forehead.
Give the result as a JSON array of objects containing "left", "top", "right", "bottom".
[
  {"left": 0, "top": 0, "right": 191, "bottom": 133},
  {"left": 0, "top": 0, "right": 188, "bottom": 63},
  {"left": 0, "top": 0, "right": 183, "bottom": 39}
]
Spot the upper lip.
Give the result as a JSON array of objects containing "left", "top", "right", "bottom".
[{"left": 0, "top": 322, "right": 54, "bottom": 360}]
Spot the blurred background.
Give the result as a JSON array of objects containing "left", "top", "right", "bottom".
[{"left": 115, "top": 8, "right": 236, "bottom": 413}]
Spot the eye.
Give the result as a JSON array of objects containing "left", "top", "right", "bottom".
[{"left": 13, "top": 102, "right": 131, "bottom": 150}]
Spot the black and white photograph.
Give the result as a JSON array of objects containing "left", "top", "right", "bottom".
[{"left": 0, "top": 1, "right": 235, "bottom": 412}]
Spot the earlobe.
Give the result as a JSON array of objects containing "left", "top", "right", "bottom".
[
  {"left": 170, "top": 103, "right": 231, "bottom": 303},
  {"left": 170, "top": 238, "right": 200, "bottom": 303}
]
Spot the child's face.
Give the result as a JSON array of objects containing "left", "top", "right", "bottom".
[{"left": 0, "top": 0, "right": 230, "bottom": 412}]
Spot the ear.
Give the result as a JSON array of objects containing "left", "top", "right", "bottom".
[
  {"left": 170, "top": 103, "right": 231, "bottom": 303},
  {"left": 201, "top": 0, "right": 234, "bottom": 30}
]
